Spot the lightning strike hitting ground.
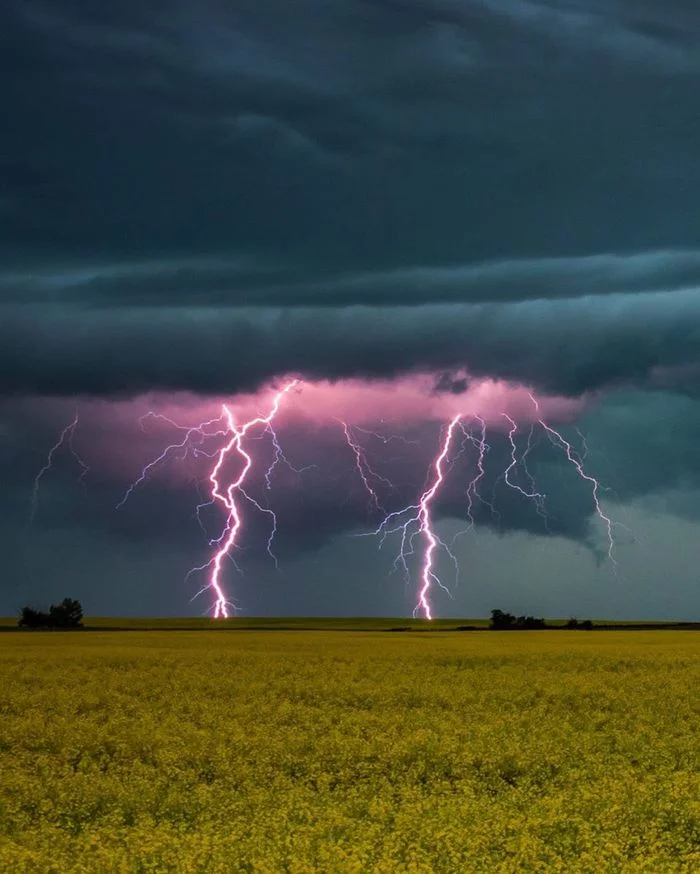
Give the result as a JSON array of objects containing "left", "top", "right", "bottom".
[
  {"left": 365, "top": 416, "right": 462, "bottom": 619},
  {"left": 196, "top": 380, "right": 299, "bottom": 617},
  {"left": 115, "top": 382, "right": 298, "bottom": 616},
  {"left": 415, "top": 415, "right": 463, "bottom": 619},
  {"left": 361, "top": 401, "right": 618, "bottom": 617}
]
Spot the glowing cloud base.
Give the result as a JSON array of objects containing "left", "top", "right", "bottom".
[{"left": 32, "top": 375, "right": 618, "bottom": 619}]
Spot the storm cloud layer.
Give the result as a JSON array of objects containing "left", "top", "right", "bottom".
[
  {"left": 3, "top": 0, "right": 700, "bottom": 396},
  {"left": 2, "top": 1, "right": 700, "bottom": 617}
]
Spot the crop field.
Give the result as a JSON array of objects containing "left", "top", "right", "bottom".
[{"left": 0, "top": 629, "right": 697, "bottom": 873}]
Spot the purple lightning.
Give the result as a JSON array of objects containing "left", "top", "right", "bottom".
[
  {"left": 116, "top": 413, "right": 229, "bottom": 510},
  {"left": 415, "top": 415, "right": 463, "bottom": 619},
  {"left": 192, "top": 380, "right": 299, "bottom": 617},
  {"left": 117, "top": 382, "right": 298, "bottom": 615},
  {"left": 367, "top": 416, "right": 462, "bottom": 619}
]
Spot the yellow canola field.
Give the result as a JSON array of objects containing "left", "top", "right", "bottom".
[{"left": 0, "top": 630, "right": 697, "bottom": 873}]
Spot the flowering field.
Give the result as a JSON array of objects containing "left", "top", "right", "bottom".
[{"left": 0, "top": 629, "right": 697, "bottom": 872}]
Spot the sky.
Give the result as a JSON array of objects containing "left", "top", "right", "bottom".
[{"left": 2, "top": 0, "right": 700, "bottom": 619}]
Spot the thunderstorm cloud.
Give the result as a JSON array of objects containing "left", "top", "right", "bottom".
[{"left": 2, "top": 0, "right": 700, "bottom": 617}]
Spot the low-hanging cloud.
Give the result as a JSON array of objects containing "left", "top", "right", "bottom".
[
  {"left": 4, "top": 249, "right": 700, "bottom": 308},
  {"left": 1, "top": 287, "right": 699, "bottom": 397}
]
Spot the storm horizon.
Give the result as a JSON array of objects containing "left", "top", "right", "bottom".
[{"left": 3, "top": 1, "right": 700, "bottom": 619}]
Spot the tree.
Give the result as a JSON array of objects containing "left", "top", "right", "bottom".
[
  {"left": 49, "top": 598, "right": 83, "bottom": 628},
  {"left": 490, "top": 609, "right": 516, "bottom": 629},
  {"left": 18, "top": 598, "right": 83, "bottom": 629},
  {"left": 490, "top": 609, "right": 547, "bottom": 630},
  {"left": 517, "top": 614, "right": 546, "bottom": 629},
  {"left": 566, "top": 617, "right": 594, "bottom": 630},
  {"left": 18, "top": 606, "right": 50, "bottom": 628}
]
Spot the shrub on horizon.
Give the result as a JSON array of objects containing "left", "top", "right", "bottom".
[{"left": 18, "top": 598, "right": 83, "bottom": 629}]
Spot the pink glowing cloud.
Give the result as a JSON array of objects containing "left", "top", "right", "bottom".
[
  {"left": 23, "top": 372, "right": 588, "bottom": 488},
  {"left": 24, "top": 371, "right": 618, "bottom": 619}
]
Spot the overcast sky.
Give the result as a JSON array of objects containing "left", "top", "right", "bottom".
[{"left": 2, "top": 1, "right": 700, "bottom": 618}]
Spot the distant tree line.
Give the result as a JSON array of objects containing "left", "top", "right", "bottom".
[
  {"left": 18, "top": 598, "right": 83, "bottom": 629},
  {"left": 565, "top": 617, "right": 593, "bottom": 630},
  {"left": 490, "top": 609, "right": 593, "bottom": 630}
]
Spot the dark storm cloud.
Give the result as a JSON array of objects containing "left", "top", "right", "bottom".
[
  {"left": 5, "top": 250, "right": 700, "bottom": 307},
  {"left": 1, "top": 289, "right": 699, "bottom": 397},
  {"left": 4, "top": 0, "right": 700, "bottom": 261},
  {"left": 3, "top": 1, "right": 700, "bottom": 397},
  {"left": 575, "top": 390, "right": 700, "bottom": 506}
]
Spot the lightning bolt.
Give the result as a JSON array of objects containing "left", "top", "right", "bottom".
[
  {"left": 30, "top": 413, "right": 88, "bottom": 523},
  {"left": 264, "top": 422, "right": 314, "bottom": 490},
  {"left": 117, "top": 381, "right": 298, "bottom": 616},
  {"left": 415, "top": 415, "right": 462, "bottom": 619},
  {"left": 455, "top": 415, "right": 499, "bottom": 536},
  {"left": 520, "top": 424, "right": 539, "bottom": 493},
  {"left": 365, "top": 397, "right": 618, "bottom": 615},
  {"left": 529, "top": 393, "right": 617, "bottom": 565},
  {"left": 574, "top": 427, "right": 590, "bottom": 461},
  {"left": 502, "top": 414, "right": 549, "bottom": 530},
  {"left": 352, "top": 424, "right": 420, "bottom": 447},
  {"left": 116, "top": 413, "right": 229, "bottom": 509},
  {"left": 339, "top": 420, "right": 393, "bottom": 513},
  {"left": 503, "top": 414, "right": 546, "bottom": 504},
  {"left": 197, "top": 380, "right": 299, "bottom": 617},
  {"left": 368, "top": 416, "right": 462, "bottom": 620}
]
